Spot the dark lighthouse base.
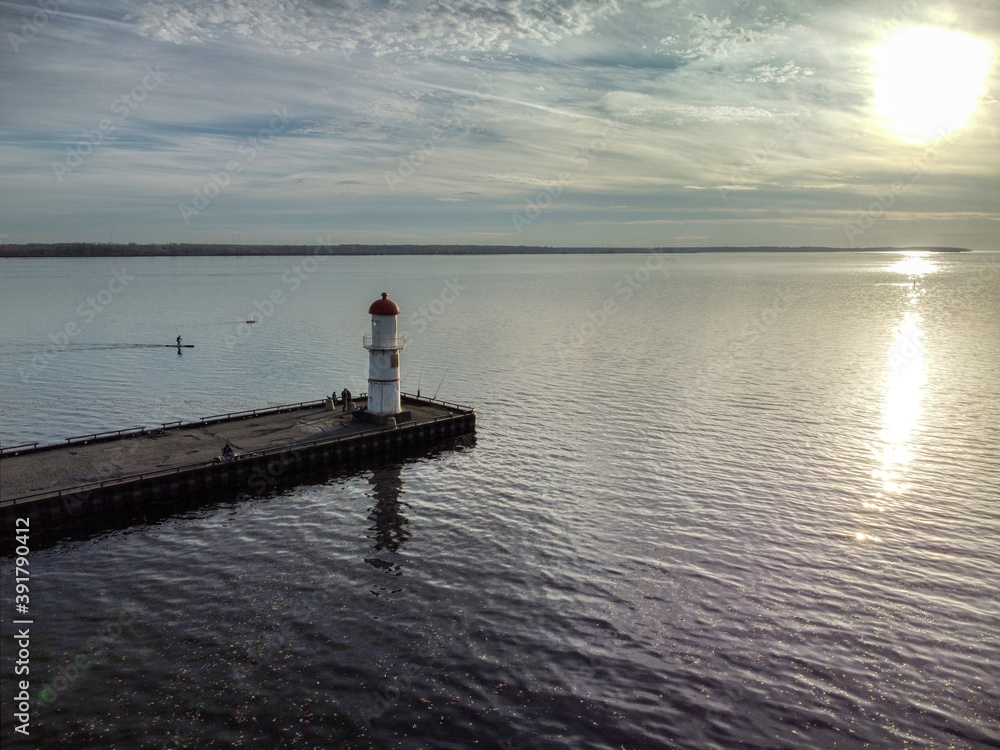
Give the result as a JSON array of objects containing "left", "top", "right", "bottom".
[{"left": 353, "top": 409, "right": 412, "bottom": 426}]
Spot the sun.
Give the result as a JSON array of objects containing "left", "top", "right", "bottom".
[{"left": 872, "top": 27, "right": 993, "bottom": 143}]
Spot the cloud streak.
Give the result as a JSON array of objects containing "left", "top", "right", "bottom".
[{"left": 0, "top": 0, "right": 997, "bottom": 247}]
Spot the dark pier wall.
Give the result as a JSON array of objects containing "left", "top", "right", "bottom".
[{"left": 1, "top": 409, "right": 475, "bottom": 530}]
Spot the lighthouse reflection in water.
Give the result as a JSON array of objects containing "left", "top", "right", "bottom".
[{"left": 365, "top": 463, "right": 409, "bottom": 582}]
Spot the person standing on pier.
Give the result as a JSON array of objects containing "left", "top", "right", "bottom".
[{"left": 341, "top": 387, "right": 352, "bottom": 412}]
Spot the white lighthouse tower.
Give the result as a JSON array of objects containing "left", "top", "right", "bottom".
[{"left": 362, "top": 292, "right": 408, "bottom": 424}]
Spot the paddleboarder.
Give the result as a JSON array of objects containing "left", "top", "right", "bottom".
[{"left": 176, "top": 335, "right": 182, "bottom": 347}]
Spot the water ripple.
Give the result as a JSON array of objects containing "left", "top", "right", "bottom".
[{"left": 1, "top": 253, "right": 998, "bottom": 748}]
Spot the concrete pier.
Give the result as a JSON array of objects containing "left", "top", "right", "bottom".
[{"left": 0, "top": 394, "right": 475, "bottom": 527}]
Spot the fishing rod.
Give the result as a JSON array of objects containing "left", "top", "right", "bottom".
[{"left": 432, "top": 367, "right": 450, "bottom": 399}]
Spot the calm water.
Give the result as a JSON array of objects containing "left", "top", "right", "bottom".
[{"left": 1, "top": 252, "right": 998, "bottom": 749}]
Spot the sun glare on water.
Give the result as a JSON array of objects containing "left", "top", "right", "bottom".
[{"left": 873, "top": 27, "right": 993, "bottom": 143}]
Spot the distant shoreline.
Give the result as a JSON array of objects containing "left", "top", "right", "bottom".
[{"left": 0, "top": 243, "right": 971, "bottom": 258}]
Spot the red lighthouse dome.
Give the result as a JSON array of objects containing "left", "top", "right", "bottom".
[{"left": 368, "top": 292, "right": 400, "bottom": 316}]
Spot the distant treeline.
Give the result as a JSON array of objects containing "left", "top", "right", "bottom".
[{"left": 0, "top": 243, "right": 971, "bottom": 257}]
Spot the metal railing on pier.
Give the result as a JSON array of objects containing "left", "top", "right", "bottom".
[
  {"left": 1, "top": 394, "right": 476, "bottom": 461},
  {"left": 0, "top": 400, "right": 328, "bottom": 458},
  {"left": 0, "top": 406, "right": 474, "bottom": 508}
]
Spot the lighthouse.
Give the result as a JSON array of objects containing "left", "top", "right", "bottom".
[{"left": 362, "top": 292, "right": 408, "bottom": 424}]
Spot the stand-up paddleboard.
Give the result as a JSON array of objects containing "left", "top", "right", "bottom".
[{"left": 59, "top": 343, "right": 195, "bottom": 350}]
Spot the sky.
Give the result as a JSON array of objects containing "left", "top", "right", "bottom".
[{"left": 1, "top": 0, "right": 997, "bottom": 248}]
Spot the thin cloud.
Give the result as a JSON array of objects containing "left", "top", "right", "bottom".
[{"left": 0, "top": 0, "right": 996, "bottom": 247}]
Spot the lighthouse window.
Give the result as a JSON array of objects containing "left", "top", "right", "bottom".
[{"left": 391, "top": 353, "right": 399, "bottom": 368}]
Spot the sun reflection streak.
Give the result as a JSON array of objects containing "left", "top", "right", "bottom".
[
  {"left": 887, "top": 253, "right": 938, "bottom": 277},
  {"left": 865, "top": 262, "right": 930, "bottom": 519}
]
